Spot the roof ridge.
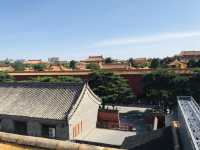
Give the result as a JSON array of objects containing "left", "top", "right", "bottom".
[
  {"left": 0, "top": 82, "right": 85, "bottom": 87},
  {"left": 0, "top": 82, "right": 86, "bottom": 120}
]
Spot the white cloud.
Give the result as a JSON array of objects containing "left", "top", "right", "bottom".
[{"left": 93, "top": 31, "right": 200, "bottom": 47}]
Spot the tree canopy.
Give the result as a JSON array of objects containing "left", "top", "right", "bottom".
[
  {"left": 160, "top": 57, "right": 173, "bottom": 68},
  {"left": 128, "top": 58, "right": 136, "bottom": 67},
  {"left": 11, "top": 61, "right": 25, "bottom": 71},
  {"left": 89, "top": 70, "right": 136, "bottom": 106},
  {"left": 69, "top": 60, "right": 77, "bottom": 69},
  {"left": 104, "top": 57, "right": 113, "bottom": 64},
  {"left": 143, "top": 69, "right": 190, "bottom": 107},
  {"left": 188, "top": 72, "right": 200, "bottom": 100},
  {"left": 187, "top": 59, "right": 200, "bottom": 68},
  {"left": 33, "top": 64, "right": 46, "bottom": 71},
  {"left": 86, "top": 63, "right": 100, "bottom": 70},
  {"left": 150, "top": 58, "right": 160, "bottom": 68},
  {"left": 0, "top": 72, "right": 15, "bottom": 82}
]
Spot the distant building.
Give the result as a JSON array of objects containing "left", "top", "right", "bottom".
[
  {"left": 58, "top": 60, "right": 69, "bottom": 64},
  {"left": 112, "top": 59, "right": 127, "bottom": 64},
  {"left": 100, "top": 63, "right": 130, "bottom": 70},
  {"left": 78, "top": 56, "right": 104, "bottom": 70},
  {"left": 179, "top": 51, "right": 200, "bottom": 62},
  {"left": 24, "top": 66, "right": 34, "bottom": 72},
  {"left": 24, "top": 59, "right": 46, "bottom": 65},
  {"left": 81, "top": 56, "right": 104, "bottom": 64},
  {"left": 133, "top": 58, "right": 147, "bottom": 65},
  {"left": 0, "top": 83, "right": 101, "bottom": 140},
  {"left": 0, "top": 64, "right": 15, "bottom": 72},
  {"left": 45, "top": 64, "right": 71, "bottom": 71},
  {"left": 76, "top": 62, "right": 89, "bottom": 70},
  {"left": 48, "top": 57, "right": 59, "bottom": 64},
  {"left": 168, "top": 59, "right": 187, "bottom": 69}
]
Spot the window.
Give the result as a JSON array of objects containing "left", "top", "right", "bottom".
[
  {"left": 14, "top": 121, "right": 27, "bottom": 135},
  {"left": 49, "top": 127, "right": 56, "bottom": 138},
  {"left": 42, "top": 124, "right": 56, "bottom": 139}
]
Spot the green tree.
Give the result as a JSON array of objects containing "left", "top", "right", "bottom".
[
  {"left": 86, "top": 63, "right": 100, "bottom": 70},
  {"left": 196, "top": 60, "right": 200, "bottom": 67},
  {"left": 104, "top": 57, "right": 113, "bottom": 64},
  {"left": 33, "top": 64, "right": 46, "bottom": 71},
  {"left": 128, "top": 58, "right": 137, "bottom": 67},
  {"left": 12, "top": 61, "right": 25, "bottom": 71},
  {"left": 188, "top": 59, "right": 197, "bottom": 68},
  {"left": 143, "top": 69, "right": 189, "bottom": 107},
  {"left": 160, "top": 57, "right": 174, "bottom": 68},
  {"left": 188, "top": 72, "right": 200, "bottom": 102},
  {"left": 69, "top": 60, "right": 77, "bottom": 69},
  {"left": 172, "top": 75, "right": 189, "bottom": 96},
  {"left": 150, "top": 58, "right": 160, "bottom": 69},
  {"left": 63, "top": 63, "right": 69, "bottom": 68},
  {"left": 143, "top": 70, "right": 173, "bottom": 105},
  {"left": 4, "top": 58, "right": 10, "bottom": 65},
  {"left": 89, "top": 70, "right": 136, "bottom": 106},
  {"left": 0, "top": 72, "right": 15, "bottom": 82}
]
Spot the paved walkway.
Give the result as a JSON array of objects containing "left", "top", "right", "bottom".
[{"left": 76, "top": 128, "right": 136, "bottom": 146}]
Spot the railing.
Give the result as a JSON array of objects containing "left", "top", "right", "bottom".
[{"left": 177, "top": 96, "right": 200, "bottom": 150}]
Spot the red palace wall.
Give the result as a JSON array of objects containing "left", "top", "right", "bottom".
[
  {"left": 97, "top": 109, "right": 120, "bottom": 129},
  {"left": 121, "top": 74, "right": 144, "bottom": 96}
]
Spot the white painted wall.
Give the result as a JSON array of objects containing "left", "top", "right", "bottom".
[{"left": 68, "top": 87, "right": 100, "bottom": 140}]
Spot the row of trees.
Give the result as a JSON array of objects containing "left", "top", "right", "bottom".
[
  {"left": 149, "top": 57, "right": 176, "bottom": 69},
  {"left": 8, "top": 60, "right": 79, "bottom": 71},
  {"left": 128, "top": 57, "right": 178, "bottom": 68},
  {"left": 149, "top": 57, "right": 200, "bottom": 69},
  {"left": 11, "top": 58, "right": 115, "bottom": 71},
  {"left": 142, "top": 69, "right": 200, "bottom": 107},
  {"left": 187, "top": 59, "right": 200, "bottom": 68},
  {"left": 11, "top": 61, "right": 46, "bottom": 71}
]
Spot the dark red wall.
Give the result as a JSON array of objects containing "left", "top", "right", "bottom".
[{"left": 122, "top": 74, "right": 144, "bottom": 96}]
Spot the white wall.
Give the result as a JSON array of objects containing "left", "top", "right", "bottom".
[{"left": 68, "top": 88, "right": 100, "bottom": 140}]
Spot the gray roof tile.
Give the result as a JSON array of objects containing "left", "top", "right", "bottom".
[{"left": 0, "top": 82, "right": 84, "bottom": 120}]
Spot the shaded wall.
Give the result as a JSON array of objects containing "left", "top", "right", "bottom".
[{"left": 0, "top": 117, "right": 69, "bottom": 140}]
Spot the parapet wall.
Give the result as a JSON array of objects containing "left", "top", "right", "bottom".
[{"left": 0, "top": 132, "right": 123, "bottom": 150}]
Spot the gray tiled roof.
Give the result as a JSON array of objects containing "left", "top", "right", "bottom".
[{"left": 0, "top": 82, "right": 84, "bottom": 120}]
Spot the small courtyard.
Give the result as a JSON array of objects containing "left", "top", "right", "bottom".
[{"left": 75, "top": 106, "right": 153, "bottom": 147}]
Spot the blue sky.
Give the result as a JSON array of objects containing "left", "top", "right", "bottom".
[{"left": 0, "top": 0, "right": 200, "bottom": 60}]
